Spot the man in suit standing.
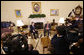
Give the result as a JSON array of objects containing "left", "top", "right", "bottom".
[
  {"left": 44, "top": 21, "right": 51, "bottom": 37},
  {"left": 30, "top": 22, "right": 38, "bottom": 39}
]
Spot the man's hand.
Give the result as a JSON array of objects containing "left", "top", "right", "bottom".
[
  {"left": 67, "top": 23, "right": 72, "bottom": 26},
  {"left": 33, "top": 30, "right": 35, "bottom": 32}
]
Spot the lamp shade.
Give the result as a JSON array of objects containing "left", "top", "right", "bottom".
[
  {"left": 59, "top": 17, "right": 65, "bottom": 24},
  {"left": 16, "top": 20, "right": 24, "bottom": 26}
]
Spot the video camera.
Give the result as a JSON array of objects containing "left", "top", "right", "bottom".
[{"left": 2, "top": 34, "right": 28, "bottom": 54}]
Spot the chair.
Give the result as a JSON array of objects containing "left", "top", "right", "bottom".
[
  {"left": 28, "top": 31, "right": 34, "bottom": 39},
  {"left": 41, "top": 37, "right": 51, "bottom": 53}
]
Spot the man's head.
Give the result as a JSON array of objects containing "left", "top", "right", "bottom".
[
  {"left": 31, "top": 22, "right": 35, "bottom": 26},
  {"left": 28, "top": 44, "right": 33, "bottom": 51},
  {"left": 56, "top": 25, "right": 66, "bottom": 35},
  {"left": 47, "top": 21, "right": 49, "bottom": 24},
  {"left": 53, "top": 19, "right": 55, "bottom": 22}
]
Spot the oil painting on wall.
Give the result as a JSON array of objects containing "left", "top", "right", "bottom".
[
  {"left": 15, "top": 10, "right": 22, "bottom": 17},
  {"left": 50, "top": 9, "right": 59, "bottom": 16}
]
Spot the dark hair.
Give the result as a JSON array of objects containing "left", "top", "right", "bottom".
[
  {"left": 56, "top": 25, "right": 66, "bottom": 35},
  {"left": 32, "top": 22, "right": 33, "bottom": 23},
  {"left": 28, "top": 44, "right": 34, "bottom": 51},
  {"left": 53, "top": 19, "right": 55, "bottom": 21}
]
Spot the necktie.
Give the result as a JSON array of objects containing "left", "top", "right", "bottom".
[{"left": 46, "top": 24, "right": 49, "bottom": 29}]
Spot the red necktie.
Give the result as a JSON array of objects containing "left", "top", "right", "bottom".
[{"left": 46, "top": 24, "right": 49, "bottom": 29}]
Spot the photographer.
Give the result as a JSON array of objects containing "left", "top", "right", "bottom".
[
  {"left": 51, "top": 25, "right": 69, "bottom": 54},
  {"left": 2, "top": 34, "right": 28, "bottom": 54},
  {"left": 28, "top": 44, "right": 39, "bottom": 54}
]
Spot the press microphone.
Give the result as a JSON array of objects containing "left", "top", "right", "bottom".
[{"left": 34, "top": 34, "right": 42, "bottom": 49}]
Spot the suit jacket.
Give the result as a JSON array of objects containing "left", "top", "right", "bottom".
[
  {"left": 44, "top": 23, "right": 51, "bottom": 30},
  {"left": 30, "top": 25, "right": 35, "bottom": 33}
]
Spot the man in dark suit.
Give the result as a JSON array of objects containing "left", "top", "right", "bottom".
[
  {"left": 44, "top": 21, "right": 51, "bottom": 37},
  {"left": 30, "top": 22, "right": 38, "bottom": 39}
]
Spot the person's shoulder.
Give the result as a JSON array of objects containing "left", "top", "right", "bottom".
[
  {"left": 52, "top": 34, "right": 57, "bottom": 39},
  {"left": 31, "top": 50, "right": 39, "bottom": 54},
  {"left": 54, "top": 34, "right": 57, "bottom": 36},
  {"left": 30, "top": 25, "right": 32, "bottom": 27}
]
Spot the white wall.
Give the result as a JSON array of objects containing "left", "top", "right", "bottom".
[{"left": 1, "top": 1, "right": 83, "bottom": 25}]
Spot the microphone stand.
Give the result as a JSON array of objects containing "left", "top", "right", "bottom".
[{"left": 34, "top": 34, "right": 42, "bottom": 49}]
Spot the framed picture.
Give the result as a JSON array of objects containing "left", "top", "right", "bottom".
[
  {"left": 32, "top": 2, "right": 41, "bottom": 14},
  {"left": 50, "top": 9, "right": 59, "bottom": 16},
  {"left": 15, "top": 10, "right": 22, "bottom": 17}
]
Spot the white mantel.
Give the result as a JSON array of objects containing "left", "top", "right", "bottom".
[{"left": 30, "top": 18, "right": 46, "bottom": 24}]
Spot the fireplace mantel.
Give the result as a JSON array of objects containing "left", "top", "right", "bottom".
[{"left": 30, "top": 18, "right": 46, "bottom": 24}]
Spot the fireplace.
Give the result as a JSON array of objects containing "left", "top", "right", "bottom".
[
  {"left": 30, "top": 18, "right": 45, "bottom": 29},
  {"left": 35, "top": 22, "right": 43, "bottom": 29}
]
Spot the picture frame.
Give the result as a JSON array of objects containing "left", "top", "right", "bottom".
[
  {"left": 32, "top": 2, "right": 41, "bottom": 14},
  {"left": 50, "top": 9, "right": 59, "bottom": 16},
  {"left": 15, "top": 10, "right": 22, "bottom": 17}
]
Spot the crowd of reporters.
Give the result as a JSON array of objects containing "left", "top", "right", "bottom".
[{"left": 1, "top": 17, "right": 83, "bottom": 54}]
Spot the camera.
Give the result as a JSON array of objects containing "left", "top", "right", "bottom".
[{"left": 2, "top": 34, "right": 28, "bottom": 54}]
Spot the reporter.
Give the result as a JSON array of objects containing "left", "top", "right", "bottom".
[
  {"left": 28, "top": 44, "right": 39, "bottom": 54},
  {"left": 51, "top": 26, "right": 69, "bottom": 54}
]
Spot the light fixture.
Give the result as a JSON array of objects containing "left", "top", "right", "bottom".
[
  {"left": 58, "top": 17, "right": 65, "bottom": 26},
  {"left": 16, "top": 20, "right": 24, "bottom": 27},
  {"left": 16, "top": 20, "right": 24, "bottom": 33}
]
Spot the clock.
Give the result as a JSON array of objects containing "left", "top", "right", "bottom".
[{"left": 75, "top": 5, "right": 82, "bottom": 15}]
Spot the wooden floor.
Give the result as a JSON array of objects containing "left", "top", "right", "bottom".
[
  {"left": 12, "top": 29, "right": 56, "bottom": 54},
  {"left": 28, "top": 30, "right": 56, "bottom": 54}
]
